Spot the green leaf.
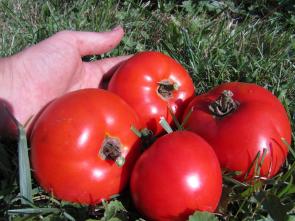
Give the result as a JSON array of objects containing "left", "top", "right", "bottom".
[
  {"left": 100, "top": 200, "right": 128, "bottom": 221},
  {"left": 188, "top": 211, "right": 218, "bottom": 221},
  {"left": 261, "top": 194, "right": 294, "bottom": 221},
  {"left": 107, "top": 218, "right": 122, "bottom": 221},
  {"left": 287, "top": 215, "right": 295, "bottom": 221}
]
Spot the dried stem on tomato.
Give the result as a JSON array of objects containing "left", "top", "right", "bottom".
[
  {"left": 99, "top": 136, "right": 125, "bottom": 167},
  {"left": 209, "top": 90, "right": 240, "bottom": 117},
  {"left": 130, "top": 125, "right": 155, "bottom": 150},
  {"left": 157, "top": 80, "right": 179, "bottom": 99}
]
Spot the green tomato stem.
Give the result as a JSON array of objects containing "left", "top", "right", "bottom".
[{"left": 130, "top": 125, "right": 142, "bottom": 138}]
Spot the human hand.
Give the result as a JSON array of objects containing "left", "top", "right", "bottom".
[{"left": 0, "top": 26, "right": 129, "bottom": 126}]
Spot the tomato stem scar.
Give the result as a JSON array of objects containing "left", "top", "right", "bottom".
[
  {"left": 209, "top": 90, "right": 240, "bottom": 117},
  {"left": 99, "top": 136, "right": 125, "bottom": 167},
  {"left": 157, "top": 80, "right": 178, "bottom": 99}
]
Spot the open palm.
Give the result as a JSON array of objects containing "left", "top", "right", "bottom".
[{"left": 1, "top": 26, "right": 129, "bottom": 125}]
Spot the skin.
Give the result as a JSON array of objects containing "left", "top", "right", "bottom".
[
  {"left": 130, "top": 131, "right": 222, "bottom": 221},
  {"left": 0, "top": 26, "right": 130, "bottom": 127}
]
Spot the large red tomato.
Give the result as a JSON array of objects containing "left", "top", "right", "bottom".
[
  {"left": 108, "top": 51, "right": 195, "bottom": 135},
  {"left": 130, "top": 131, "right": 222, "bottom": 221},
  {"left": 30, "top": 89, "right": 142, "bottom": 204},
  {"left": 183, "top": 82, "right": 291, "bottom": 180}
]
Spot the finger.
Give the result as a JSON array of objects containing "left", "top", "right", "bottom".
[
  {"left": 56, "top": 26, "right": 125, "bottom": 56},
  {"left": 83, "top": 55, "right": 132, "bottom": 89},
  {"left": 94, "top": 55, "right": 132, "bottom": 77},
  {"left": 84, "top": 55, "right": 132, "bottom": 79}
]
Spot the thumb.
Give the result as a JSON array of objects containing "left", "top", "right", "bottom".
[
  {"left": 84, "top": 55, "right": 131, "bottom": 79},
  {"left": 92, "top": 55, "right": 132, "bottom": 78},
  {"left": 55, "top": 26, "right": 125, "bottom": 56}
]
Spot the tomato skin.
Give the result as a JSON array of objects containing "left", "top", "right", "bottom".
[
  {"left": 184, "top": 82, "right": 291, "bottom": 180},
  {"left": 30, "top": 89, "right": 142, "bottom": 204},
  {"left": 108, "top": 51, "right": 195, "bottom": 135},
  {"left": 130, "top": 131, "right": 222, "bottom": 221}
]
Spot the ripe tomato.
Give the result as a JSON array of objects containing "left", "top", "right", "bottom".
[
  {"left": 183, "top": 82, "right": 291, "bottom": 180},
  {"left": 108, "top": 51, "right": 195, "bottom": 135},
  {"left": 30, "top": 89, "right": 142, "bottom": 204},
  {"left": 130, "top": 131, "right": 222, "bottom": 221}
]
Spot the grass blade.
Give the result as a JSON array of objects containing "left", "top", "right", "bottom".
[
  {"left": 278, "top": 176, "right": 295, "bottom": 197},
  {"left": 63, "top": 211, "right": 76, "bottom": 221},
  {"left": 244, "top": 150, "right": 261, "bottom": 180},
  {"left": 168, "top": 105, "right": 182, "bottom": 130},
  {"left": 256, "top": 148, "right": 268, "bottom": 177},
  {"left": 282, "top": 137, "right": 295, "bottom": 159},
  {"left": 7, "top": 207, "right": 59, "bottom": 215},
  {"left": 159, "top": 117, "right": 173, "bottom": 134},
  {"left": 181, "top": 107, "right": 193, "bottom": 129},
  {"left": 18, "top": 123, "right": 33, "bottom": 204},
  {"left": 280, "top": 161, "right": 295, "bottom": 182},
  {"left": 3, "top": 106, "right": 33, "bottom": 204}
]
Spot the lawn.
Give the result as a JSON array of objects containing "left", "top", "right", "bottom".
[{"left": 0, "top": 0, "right": 295, "bottom": 220}]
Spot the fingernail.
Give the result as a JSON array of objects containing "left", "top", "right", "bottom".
[{"left": 111, "top": 25, "right": 122, "bottom": 31}]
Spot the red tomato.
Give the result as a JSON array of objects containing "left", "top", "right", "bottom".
[
  {"left": 130, "top": 131, "right": 222, "bottom": 221},
  {"left": 183, "top": 82, "right": 291, "bottom": 180},
  {"left": 30, "top": 89, "right": 142, "bottom": 204},
  {"left": 108, "top": 51, "right": 195, "bottom": 135}
]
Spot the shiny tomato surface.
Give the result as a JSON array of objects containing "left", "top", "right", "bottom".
[
  {"left": 184, "top": 82, "right": 291, "bottom": 180},
  {"left": 30, "top": 89, "right": 142, "bottom": 204},
  {"left": 108, "top": 51, "right": 195, "bottom": 135},
  {"left": 130, "top": 131, "right": 222, "bottom": 221}
]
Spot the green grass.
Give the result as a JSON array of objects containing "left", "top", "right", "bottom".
[{"left": 1, "top": 0, "right": 295, "bottom": 220}]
